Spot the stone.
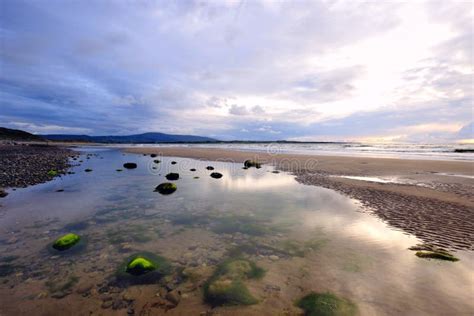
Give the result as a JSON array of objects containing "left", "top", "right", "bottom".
[
  {"left": 210, "top": 172, "right": 223, "bottom": 179},
  {"left": 165, "top": 173, "right": 179, "bottom": 181},
  {"left": 52, "top": 233, "right": 81, "bottom": 251},
  {"left": 123, "top": 163, "right": 137, "bottom": 169},
  {"left": 165, "top": 290, "right": 181, "bottom": 306},
  {"left": 154, "top": 183, "right": 177, "bottom": 195},
  {"left": 126, "top": 257, "right": 156, "bottom": 276}
]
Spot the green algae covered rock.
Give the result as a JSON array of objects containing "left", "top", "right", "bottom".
[
  {"left": 297, "top": 292, "right": 357, "bottom": 316},
  {"left": 116, "top": 252, "right": 172, "bottom": 285},
  {"left": 415, "top": 251, "right": 459, "bottom": 262},
  {"left": 244, "top": 160, "right": 262, "bottom": 168},
  {"left": 126, "top": 257, "right": 156, "bottom": 276},
  {"left": 52, "top": 233, "right": 81, "bottom": 251},
  {"left": 204, "top": 258, "right": 264, "bottom": 307},
  {"left": 154, "top": 182, "right": 177, "bottom": 195},
  {"left": 47, "top": 170, "right": 58, "bottom": 177}
]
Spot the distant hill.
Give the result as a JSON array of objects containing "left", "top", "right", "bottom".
[
  {"left": 41, "top": 132, "right": 218, "bottom": 143},
  {"left": 0, "top": 127, "right": 45, "bottom": 141}
]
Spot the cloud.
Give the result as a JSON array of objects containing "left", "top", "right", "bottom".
[{"left": 0, "top": 1, "right": 471, "bottom": 141}]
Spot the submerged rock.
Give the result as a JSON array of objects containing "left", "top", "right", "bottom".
[
  {"left": 52, "top": 233, "right": 81, "bottom": 251},
  {"left": 190, "top": 168, "right": 196, "bottom": 172},
  {"left": 171, "top": 161, "right": 177, "bottom": 165},
  {"left": 126, "top": 257, "right": 156, "bottom": 276},
  {"left": 210, "top": 172, "right": 223, "bottom": 179},
  {"left": 123, "top": 163, "right": 137, "bottom": 169},
  {"left": 154, "top": 159, "right": 161, "bottom": 164},
  {"left": 165, "top": 173, "right": 180, "bottom": 181},
  {"left": 150, "top": 154, "right": 158, "bottom": 158},
  {"left": 47, "top": 170, "right": 58, "bottom": 177},
  {"left": 206, "top": 166, "right": 214, "bottom": 170},
  {"left": 116, "top": 169, "right": 123, "bottom": 172},
  {"left": 116, "top": 252, "right": 172, "bottom": 285},
  {"left": 84, "top": 169, "right": 93, "bottom": 172},
  {"left": 204, "top": 258, "right": 264, "bottom": 306},
  {"left": 297, "top": 292, "right": 357, "bottom": 316},
  {"left": 244, "top": 160, "right": 262, "bottom": 168},
  {"left": 154, "top": 183, "right": 177, "bottom": 195}
]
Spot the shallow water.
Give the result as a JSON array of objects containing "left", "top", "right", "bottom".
[{"left": 0, "top": 147, "right": 472, "bottom": 315}]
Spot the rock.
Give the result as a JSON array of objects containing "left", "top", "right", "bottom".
[
  {"left": 165, "top": 290, "right": 181, "bottom": 306},
  {"left": 210, "top": 172, "right": 223, "bottom": 179},
  {"left": 52, "top": 233, "right": 81, "bottom": 251},
  {"left": 76, "top": 283, "right": 93, "bottom": 294},
  {"left": 269, "top": 255, "right": 279, "bottom": 261},
  {"left": 101, "top": 300, "right": 113, "bottom": 309},
  {"left": 51, "top": 290, "right": 71, "bottom": 299},
  {"left": 123, "top": 163, "right": 137, "bottom": 169},
  {"left": 153, "top": 159, "right": 161, "bottom": 164},
  {"left": 0, "top": 189, "right": 8, "bottom": 198},
  {"left": 55, "top": 189, "right": 64, "bottom": 192},
  {"left": 154, "top": 183, "right": 177, "bottom": 195},
  {"left": 116, "top": 169, "right": 123, "bottom": 172},
  {"left": 272, "top": 170, "right": 280, "bottom": 174},
  {"left": 171, "top": 161, "right": 177, "bottom": 165},
  {"left": 150, "top": 154, "right": 158, "bottom": 158},
  {"left": 84, "top": 169, "right": 93, "bottom": 172},
  {"left": 190, "top": 168, "right": 196, "bottom": 172},
  {"left": 165, "top": 173, "right": 179, "bottom": 181},
  {"left": 126, "top": 257, "right": 156, "bottom": 276},
  {"left": 244, "top": 160, "right": 262, "bottom": 168},
  {"left": 206, "top": 166, "right": 214, "bottom": 170}
]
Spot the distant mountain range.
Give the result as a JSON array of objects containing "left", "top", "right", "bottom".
[
  {"left": 40, "top": 132, "right": 218, "bottom": 143},
  {"left": 0, "top": 127, "right": 45, "bottom": 141},
  {"left": 0, "top": 127, "right": 217, "bottom": 143}
]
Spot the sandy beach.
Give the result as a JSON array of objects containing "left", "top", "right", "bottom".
[{"left": 127, "top": 146, "right": 474, "bottom": 251}]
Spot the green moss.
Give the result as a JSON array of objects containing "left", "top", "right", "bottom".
[
  {"left": 297, "top": 292, "right": 357, "bottom": 316},
  {"left": 52, "top": 233, "right": 81, "bottom": 251},
  {"left": 116, "top": 252, "right": 172, "bottom": 285},
  {"left": 415, "top": 251, "right": 459, "bottom": 262},
  {"left": 47, "top": 170, "right": 58, "bottom": 177},
  {"left": 204, "top": 258, "right": 264, "bottom": 307},
  {"left": 154, "top": 182, "right": 177, "bottom": 195},
  {"left": 126, "top": 257, "right": 156, "bottom": 275}
]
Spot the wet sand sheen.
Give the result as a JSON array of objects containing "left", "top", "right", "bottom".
[{"left": 0, "top": 148, "right": 473, "bottom": 315}]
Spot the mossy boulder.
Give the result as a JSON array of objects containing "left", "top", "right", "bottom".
[
  {"left": 296, "top": 292, "right": 357, "bottom": 316},
  {"left": 154, "top": 183, "right": 177, "bottom": 195},
  {"left": 415, "top": 251, "right": 459, "bottom": 262},
  {"left": 126, "top": 257, "right": 156, "bottom": 276},
  {"left": 204, "top": 258, "right": 264, "bottom": 306},
  {"left": 47, "top": 170, "right": 58, "bottom": 177},
  {"left": 166, "top": 173, "right": 180, "bottom": 181},
  {"left": 206, "top": 166, "right": 214, "bottom": 170},
  {"left": 52, "top": 233, "right": 81, "bottom": 251},
  {"left": 123, "top": 162, "right": 137, "bottom": 169},
  {"left": 244, "top": 160, "right": 262, "bottom": 168},
  {"left": 210, "top": 172, "right": 223, "bottom": 179},
  {"left": 116, "top": 252, "right": 171, "bottom": 285}
]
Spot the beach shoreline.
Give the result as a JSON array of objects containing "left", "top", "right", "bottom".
[{"left": 126, "top": 146, "right": 474, "bottom": 251}]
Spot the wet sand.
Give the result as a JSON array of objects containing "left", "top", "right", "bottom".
[{"left": 126, "top": 147, "right": 474, "bottom": 251}]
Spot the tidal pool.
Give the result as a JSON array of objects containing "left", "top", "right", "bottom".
[{"left": 0, "top": 148, "right": 472, "bottom": 315}]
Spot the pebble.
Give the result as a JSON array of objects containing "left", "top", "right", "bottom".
[
  {"left": 269, "top": 255, "right": 279, "bottom": 261},
  {"left": 165, "top": 290, "right": 181, "bottom": 306}
]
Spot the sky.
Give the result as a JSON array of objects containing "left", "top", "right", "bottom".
[{"left": 0, "top": 0, "right": 472, "bottom": 142}]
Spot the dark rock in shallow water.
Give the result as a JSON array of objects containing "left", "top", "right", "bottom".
[
  {"left": 154, "top": 183, "right": 177, "bottom": 195},
  {"left": 165, "top": 289, "right": 181, "bottom": 306},
  {"left": 153, "top": 159, "right": 161, "bottom": 164},
  {"left": 206, "top": 166, "right": 214, "bottom": 170},
  {"left": 0, "top": 189, "right": 8, "bottom": 198},
  {"left": 56, "top": 189, "right": 64, "bottom": 192},
  {"left": 244, "top": 160, "right": 262, "bottom": 168},
  {"left": 52, "top": 233, "right": 81, "bottom": 251},
  {"left": 165, "top": 173, "right": 179, "bottom": 181},
  {"left": 210, "top": 172, "right": 223, "bottom": 179},
  {"left": 190, "top": 168, "right": 196, "bottom": 172},
  {"left": 116, "top": 169, "right": 123, "bottom": 172},
  {"left": 150, "top": 154, "right": 158, "bottom": 158},
  {"left": 84, "top": 169, "right": 93, "bottom": 172},
  {"left": 171, "top": 161, "right": 177, "bottom": 165},
  {"left": 123, "top": 163, "right": 137, "bottom": 169}
]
